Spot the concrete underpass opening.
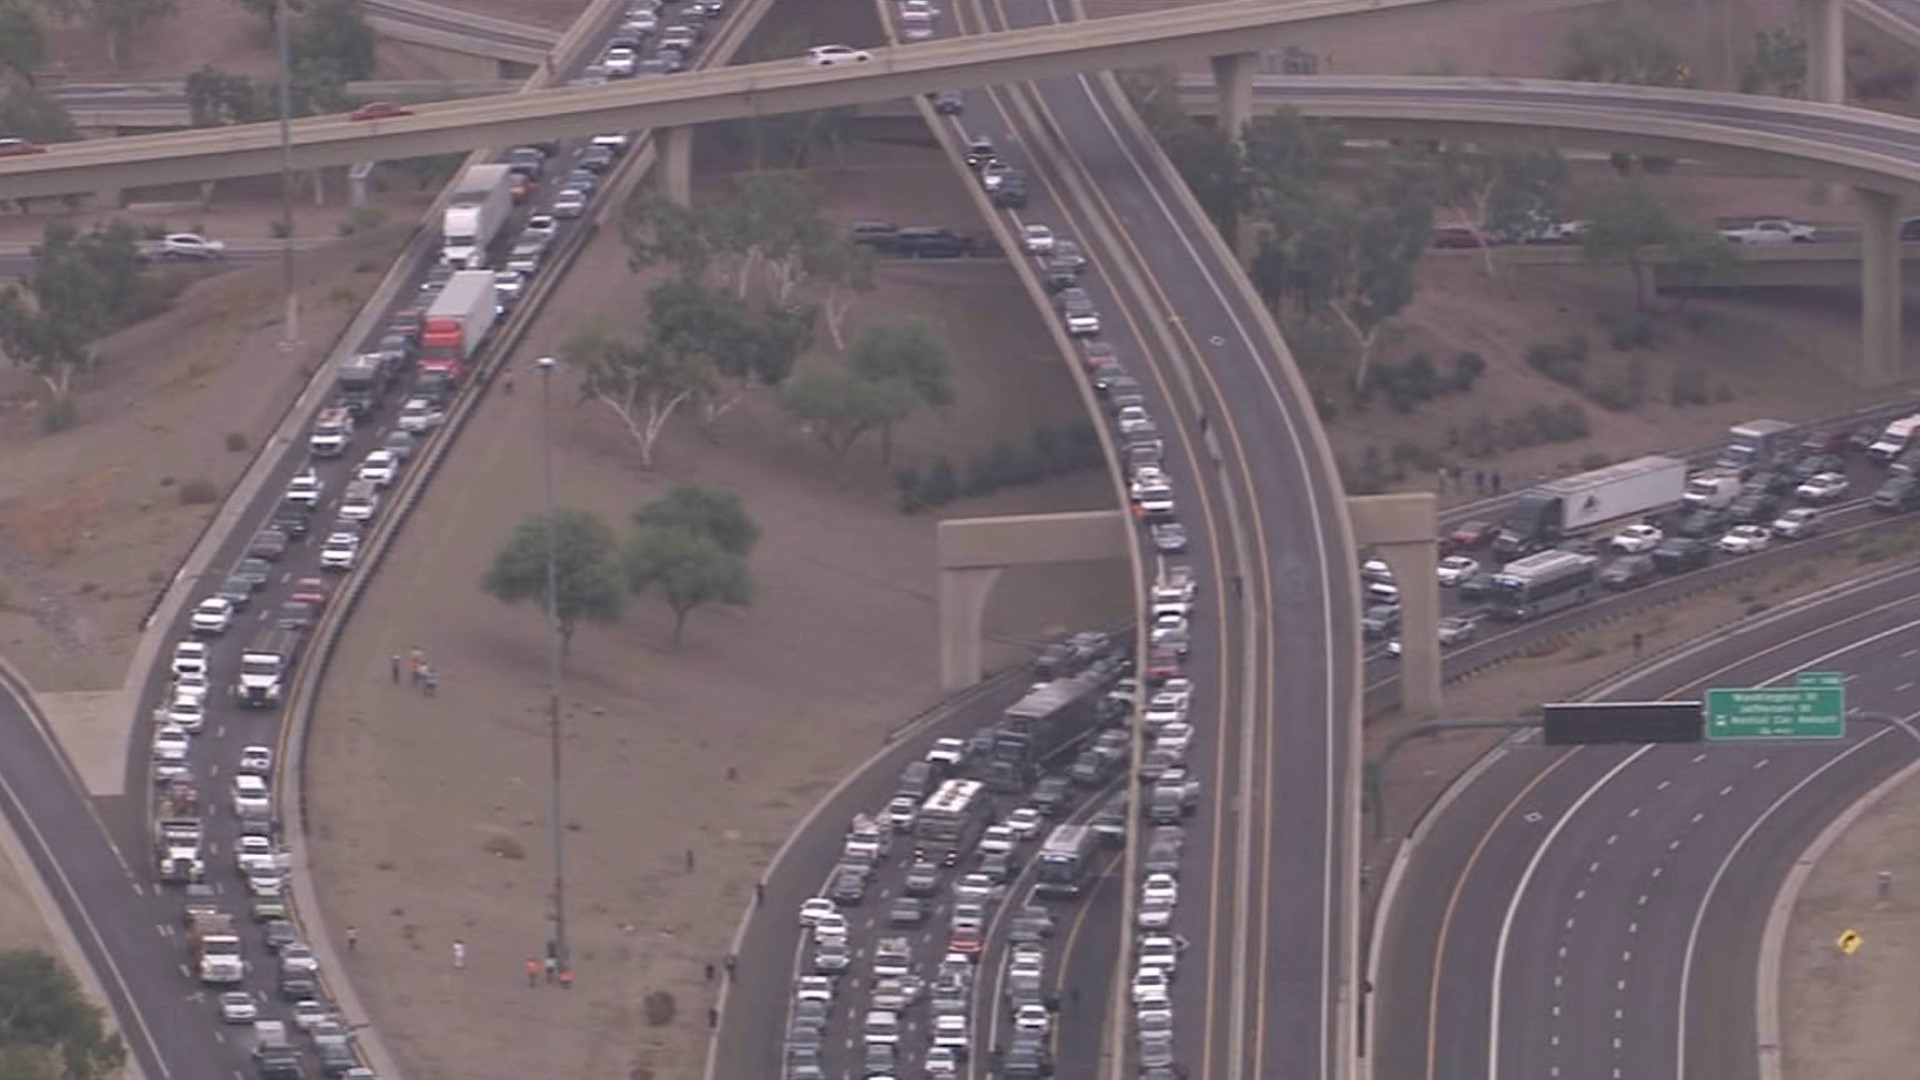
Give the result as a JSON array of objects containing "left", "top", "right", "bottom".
[{"left": 937, "top": 511, "right": 1130, "bottom": 691}]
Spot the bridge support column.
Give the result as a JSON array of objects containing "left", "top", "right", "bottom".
[
  {"left": 657, "top": 125, "right": 695, "bottom": 207},
  {"left": 1704, "top": 0, "right": 1735, "bottom": 88},
  {"left": 1857, "top": 187, "right": 1903, "bottom": 386},
  {"left": 1347, "top": 493, "right": 1440, "bottom": 718},
  {"left": 1210, "top": 51, "right": 1255, "bottom": 144},
  {"left": 939, "top": 566, "right": 1005, "bottom": 693},
  {"left": 1211, "top": 52, "right": 1257, "bottom": 258},
  {"left": 1802, "top": 0, "right": 1846, "bottom": 104}
]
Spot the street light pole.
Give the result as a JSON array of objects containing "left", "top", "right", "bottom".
[
  {"left": 273, "top": 0, "right": 299, "bottom": 348},
  {"left": 536, "top": 356, "right": 568, "bottom": 969}
]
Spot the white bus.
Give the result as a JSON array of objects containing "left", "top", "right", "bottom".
[
  {"left": 1034, "top": 823, "right": 1099, "bottom": 898},
  {"left": 1485, "top": 550, "right": 1598, "bottom": 621},
  {"left": 914, "top": 778, "right": 989, "bottom": 865}
]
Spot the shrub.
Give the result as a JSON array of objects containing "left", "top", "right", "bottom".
[
  {"left": 179, "top": 478, "right": 219, "bottom": 505},
  {"left": 225, "top": 432, "right": 249, "bottom": 452},
  {"left": 1525, "top": 334, "right": 1588, "bottom": 387},
  {"left": 643, "top": 991, "right": 677, "bottom": 1027},
  {"left": 1586, "top": 372, "right": 1642, "bottom": 412},
  {"left": 922, "top": 456, "right": 958, "bottom": 506},
  {"left": 895, "top": 467, "right": 924, "bottom": 513},
  {"left": 1391, "top": 440, "right": 1440, "bottom": 475},
  {"left": 1450, "top": 351, "right": 1487, "bottom": 392},
  {"left": 1669, "top": 366, "right": 1710, "bottom": 406},
  {"left": 1598, "top": 309, "right": 1656, "bottom": 351},
  {"left": 1580, "top": 451, "right": 1612, "bottom": 471},
  {"left": 1345, "top": 445, "right": 1391, "bottom": 495},
  {"left": 39, "top": 395, "right": 77, "bottom": 433}
]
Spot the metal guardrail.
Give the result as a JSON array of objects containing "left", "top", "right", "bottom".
[
  {"left": 1363, "top": 503, "right": 1920, "bottom": 713},
  {"left": 274, "top": 0, "right": 782, "bottom": 1076}
]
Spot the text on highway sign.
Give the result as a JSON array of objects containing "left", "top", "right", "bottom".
[{"left": 1703, "top": 671, "right": 1846, "bottom": 741}]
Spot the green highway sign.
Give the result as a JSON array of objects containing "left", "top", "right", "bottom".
[{"left": 1704, "top": 671, "right": 1847, "bottom": 741}]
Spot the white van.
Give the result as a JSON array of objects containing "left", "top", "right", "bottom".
[{"left": 1868, "top": 414, "right": 1920, "bottom": 463}]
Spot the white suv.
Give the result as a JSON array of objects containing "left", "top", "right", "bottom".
[{"left": 805, "top": 44, "right": 872, "bottom": 67}]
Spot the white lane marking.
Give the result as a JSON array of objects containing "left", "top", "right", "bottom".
[
  {"left": 1489, "top": 750, "right": 1649, "bottom": 1080},
  {"left": 1675, "top": 720, "right": 1920, "bottom": 1076},
  {"left": 1045, "top": 29, "right": 1348, "bottom": 1078},
  {"left": 1691, "top": 754, "right": 1708, "bottom": 764},
  {"left": 1754, "top": 759, "right": 1771, "bottom": 770},
  {"left": 1719, "top": 785, "right": 1736, "bottom": 797},
  {"left": 1628, "top": 922, "right": 1638, "bottom": 934},
  {"left": 1627, "top": 806, "right": 1641, "bottom": 818},
  {"left": 1656, "top": 780, "right": 1672, "bottom": 791}
]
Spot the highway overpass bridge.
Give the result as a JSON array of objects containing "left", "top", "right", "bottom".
[
  {"left": 1424, "top": 241, "right": 1920, "bottom": 292},
  {"left": 4, "top": 0, "right": 1917, "bottom": 380},
  {"left": 49, "top": 80, "right": 523, "bottom": 132}
]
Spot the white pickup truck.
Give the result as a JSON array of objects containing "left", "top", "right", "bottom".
[{"left": 1717, "top": 218, "right": 1816, "bottom": 244}]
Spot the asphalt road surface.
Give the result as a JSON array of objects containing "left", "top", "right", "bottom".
[
  {"left": 0, "top": 2, "right": 727, "bottom": 1072},
  {"left": 927, "top": 0, "right": 1363, "bottom": 1076},
  {"left": 1372, "top": 559, "right": 1920, "bottom": 1080}
]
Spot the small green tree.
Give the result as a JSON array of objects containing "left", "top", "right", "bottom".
[
  {"left": 291, "top": 0, "right": 376, "bottom": 81},
  {"left": 1557, "top": 10, "right": 1694, "bottom": 87},
  {"left": 563, "top": 321, "right": 711, "bottom": 469},
  {"left": 1580, "top": 182, "right": 1682, "bottom": 310},
  {"left": 185, "top": 66, "right": 269, "bottom": 126},
  {"left": 0, "top": 221, "right": 146, "bottom": 422},
  {"left": 0, "top": 948, "right": 126, "bottom": 1080},
  {"left": 779, "top": 367, "right": 917, "bottom": 474},
  {"left": 482, "top": 510, "right": 627, "bottom": 659},
  {"left": 0, "top": 86, "right": 76, "bottom": 145},
  {"left": 632, "top": 484, "right": 760, "bottom": 557},
  {"left": 227, "top": 0, "right": 305, "bottom": 29},
  {"left": 1740, "top": 26, "right": 1806, "bottom": 98},
  {"left": 1430, "top": 144, "right": 1569, "bottom": 275},
  {"left": 44, "top": 0, "right": 177, "bottom": 71},
  {"left": 0, "top": 0, "right": 46, "bottom": 84},
  {"left": 846, "top": 319, "right": 953, "bottom": 462},
  {"left": 623, "top": 525, "right": 753, "bottom": 645}
]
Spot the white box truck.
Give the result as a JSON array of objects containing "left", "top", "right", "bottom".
[
  {"left": 1867, "top": 413, "right": 1920, "bottom": 464},
  {"left": 1493, "top": 455, "right": 1688, "bottom": 557},
  {"left": 442, "top": 163, "right": 515, "bottom": 269}
]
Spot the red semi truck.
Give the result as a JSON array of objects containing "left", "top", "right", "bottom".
[{"left": 419, "top": 270, "right": 500, "bottom": 381}]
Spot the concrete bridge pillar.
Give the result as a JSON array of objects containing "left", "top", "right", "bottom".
[
  {"left": 657, "top": 125, "right": 695, "bottom": 207},
  {"left": 1704, "top": 0, "right": 1735, "bottom": 89},
  {"left": 1801, "top": 0, "right": 1846, "bottom": 103},
  {"left": 1857, "top": 187, "right": 1903, "bottom": 386},
  {"left": 93, "top": 188, "right": 123, "bottom": 209},
  {"left": 1210, "top": 51, "right": 1256, "bottom": 144},
  {"left": 939, "top": 566, "right": 1004, "bottom": 692},
  {"left": 1347, "top": 493, "right": 1440, "bottom": 718}
]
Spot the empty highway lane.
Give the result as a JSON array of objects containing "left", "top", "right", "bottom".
[{"left": 1373, "top": 561, "right": 1920, "bottom": 1080}]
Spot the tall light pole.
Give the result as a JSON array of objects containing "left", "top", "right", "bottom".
[
  {"left": 273, "top": 0, "right": 299, "bottom": 348},
  {"left": 535, "top": 355, "right": 568, "bottom": 969}
]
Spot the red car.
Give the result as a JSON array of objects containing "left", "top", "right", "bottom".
[
  {"left": 1144, "top": 648, "right": 1183, "bottom": 686},
  {"left": 948, "top": 927, "right": 982, "bottom": 956},
  {"left": 1442, "top": 520, "right": 1497, "bottom": 554},
  {"left": 290, "top": 577, "right": 329, "bottom": 610},
  {"left": 0, "top": 138, "right": 47, "bottom": 157},
  {"left": 348, "top": 102, "right": 414, "bottom": 122}
]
